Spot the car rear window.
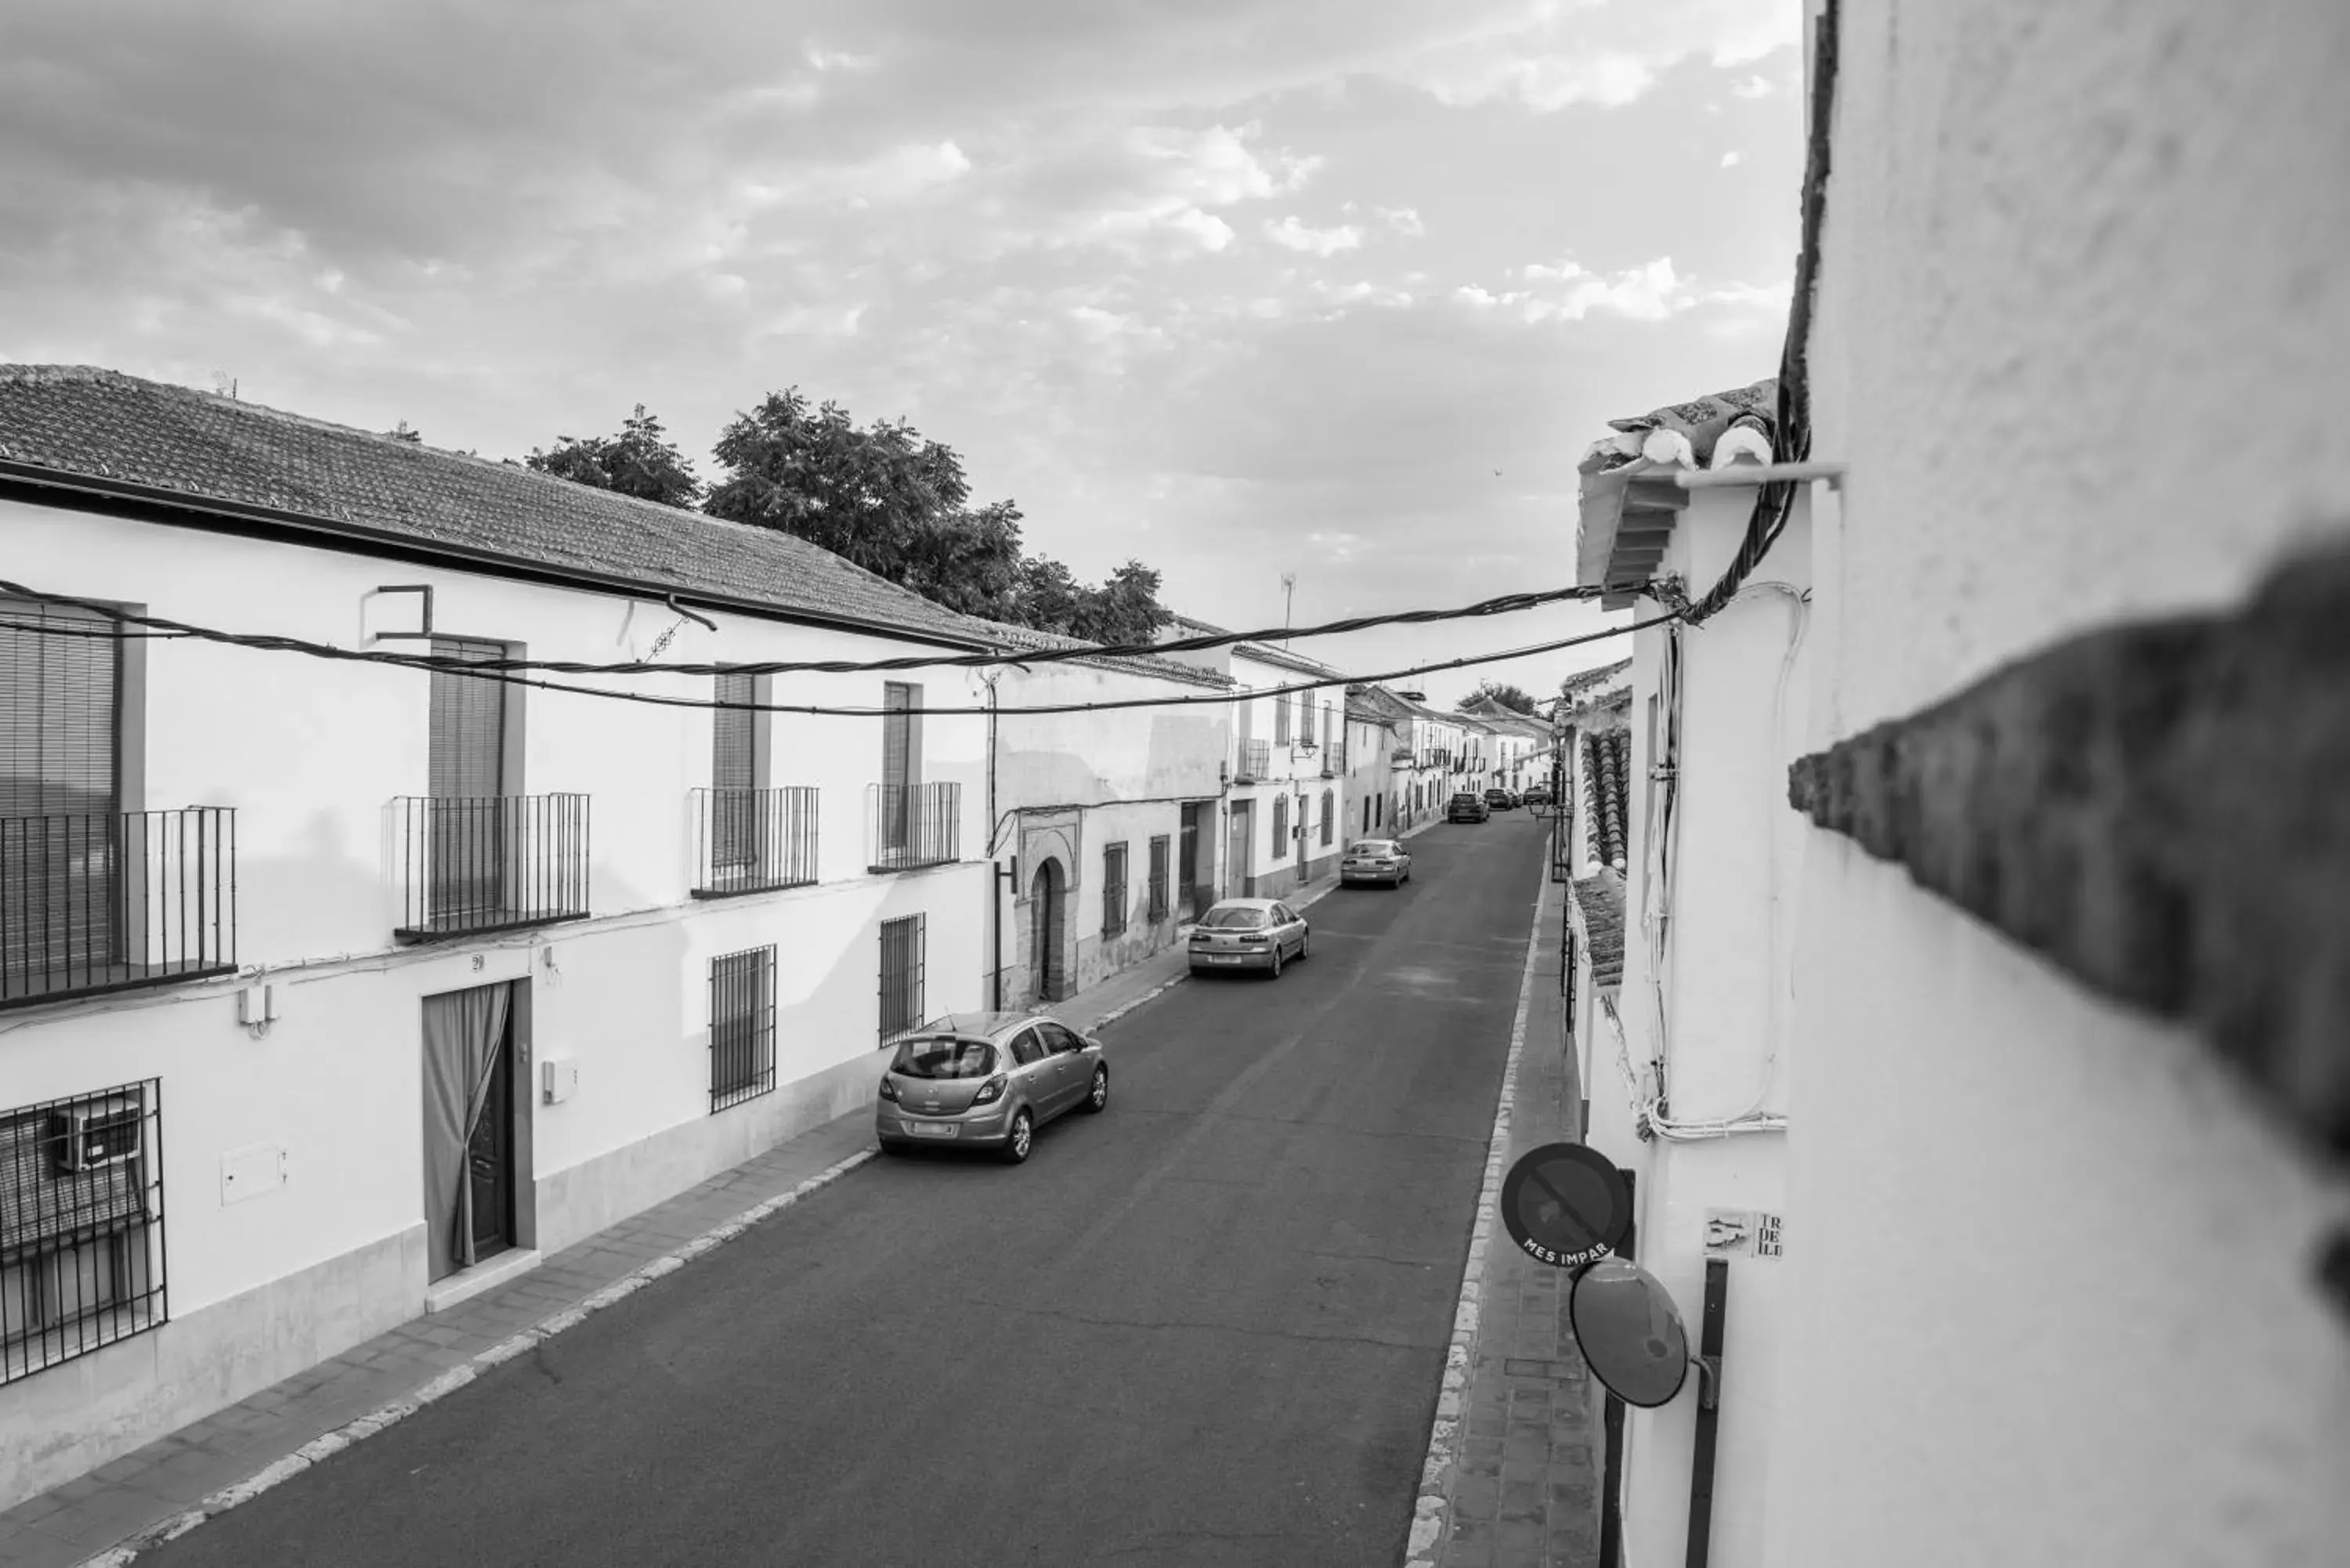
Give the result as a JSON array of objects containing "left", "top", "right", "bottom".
[
  {"left": 1199, "top": 906, "right": 1267, "bottom": 929},
  {"left": 1348, "top": 841, "right": 1397, "bottom": 854},
  {"left": 890, "top": 1039, "right": 999, "bottom": 1079}
]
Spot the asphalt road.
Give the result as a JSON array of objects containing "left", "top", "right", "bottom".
[{"left": 148, "top": 814, "right": 1549, "bottom": 1568}]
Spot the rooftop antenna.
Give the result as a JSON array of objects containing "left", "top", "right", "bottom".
[{"left": 1280, "top": 573, "right": 1296, "bottom": 647}]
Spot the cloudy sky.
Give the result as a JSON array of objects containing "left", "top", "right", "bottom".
[{"left": 2, "top": 0, "right": 1802, "bottom": 706}]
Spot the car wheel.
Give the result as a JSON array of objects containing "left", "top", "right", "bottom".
[
  {"left": 1269, "top": 945, "right": 1284, "bottom": 979},
  {"left": 1082, "top": 1064, "right": 1109, "bottom": 1114},
  {"left": 1001, "top": 1108, "right": 1034, "bottom": 1164},
  {"left": 1300, "top": 928, "right": 1311, "bottom": 959}
]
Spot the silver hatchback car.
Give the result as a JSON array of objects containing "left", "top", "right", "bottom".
[{"left": 876, "top": 1011, "right": 1108, "bottom": 1164}]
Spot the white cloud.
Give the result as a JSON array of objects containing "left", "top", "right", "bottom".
[
  {"left": 1720, "top": 150, "right": 1744, "bottom": 168},
  {"left": 1730, "top": 74, "right": 1776, "bottom": 99},
  {"left": 739, "top": 141, "right": 970, "bottom": 211},
  {"left": 1402, "top": 0, "right": 1802, "bottom": 113},
  {"left": 1462, "top": 257, "right": 1785, "bottom": 326},
  {"left": 803, "top": 43, "right": 880, "bottom": 73},
  {"left": 1265, "top": 215, "right": 1365, "bottom": 255},
  {"left": 1377, "top": 205, "right": 1427, "bottom": 237},
  {"left": 1063, "top": 123, "right": 1321, "bottom": 255}
]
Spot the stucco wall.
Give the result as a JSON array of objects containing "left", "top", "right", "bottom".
[
  {"left": 0, "top": 497, "right": 991, "bottom": 1501},
  {"left": 1580, "top": 490, "right": 1811, "bottom": 1568},
  {"left": 1765, "top": 2, "right": 2350, "bottom": 1563}
]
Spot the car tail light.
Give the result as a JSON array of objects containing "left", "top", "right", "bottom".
[
  {"left": 879, "top": 1075, "right": 900, "bottom": 1101},
  {"left": 971, "top": 1075, "right": 1007, "bottom": 1107},
  {"left": 1239, "top": 934, "right": 1268, "bottom": 945}
]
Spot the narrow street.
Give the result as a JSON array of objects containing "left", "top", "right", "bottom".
[{"left": 143, "top": 815, "right": 1549, "bottom": 1568}]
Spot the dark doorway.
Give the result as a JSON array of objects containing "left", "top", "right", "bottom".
[
  {"left": 421, "top": 981, "right": 521, "bottom": 1282},
  {"left": 426, "top": 638, "right": 511, "bottom": 926},
  {"left": 1178, "top": 803, "right": 1209, "bottom": 919},
  {"left": 1029, "top": 859, "right": 1066, "bottom": 1003},
  {"left": 1226, "top": 800, "right": 1253, "bottom": 899}
]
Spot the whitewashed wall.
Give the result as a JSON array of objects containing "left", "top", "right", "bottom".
[
  {"left": 0, "top": 497, "right": 989, "bottom": 1502},
  {"left": 1764, "top": 2, "right": 2350, "bottom": 1565}
]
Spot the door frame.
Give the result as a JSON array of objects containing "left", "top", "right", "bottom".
[
  {"left": 1029, "top": 858, "right": 1067, "bottom": 1003},
  {"left": 421, "top": 977, "right": 536, "bottom": 1283}
]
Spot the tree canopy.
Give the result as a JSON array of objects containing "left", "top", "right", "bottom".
[
  {"left": 526, "top": 404, "right": 703, "bottom": 509},
  {"left": 696, "top": 387, "right": 1170, "bottom": 643},
  {"left": 1459, "top": 680, "right": 1540, "bottom": 715}
]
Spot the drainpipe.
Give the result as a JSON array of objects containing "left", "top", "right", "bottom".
[{"left": 984, "top": 671, "right": 1003, "bottom": 1010}]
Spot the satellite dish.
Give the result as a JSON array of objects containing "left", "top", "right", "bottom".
[
  {"left": 1570, "top": 1257, "right": 1690, "bottom": 1408},
  {"left": 1499, "top": 1143, "right": 1631, "bottom": 1268}
]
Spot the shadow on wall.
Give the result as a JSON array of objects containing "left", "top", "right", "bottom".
[{"left": 235, "top": 811, "right": 395, "bottom": 961}]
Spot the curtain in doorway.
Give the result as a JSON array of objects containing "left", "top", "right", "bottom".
[{"left": 421, "top": 983, "right": 512, "bottom": 1282}]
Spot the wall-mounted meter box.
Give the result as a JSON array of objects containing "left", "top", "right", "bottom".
[{"left": 541, "top": 1057, "right": 580, "bottom": 1105}]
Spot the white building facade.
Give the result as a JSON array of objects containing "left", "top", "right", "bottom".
[
  {"left": 1567, "top": 381, "right": 1812, "bottom": 1568},
  {"left": 1223, "top": 643, "right": 1349, "bottom": 899},
  {"left": 0, "top": 367, "right": 1005, "bottom": 1505}
]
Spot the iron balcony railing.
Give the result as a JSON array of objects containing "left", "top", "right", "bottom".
[
  {"left": 390, "top": 793, "right": 591, "bottom": 942},
  {"left": 692, "top": 786, "right": 819, "bottom": 898},
  {"left": 1235, "top": 739, "right": 1271, "bottom": 782},
  {"left": 866, "top": 782, "right": 960, "bottom": 873},
  {"left": 2, "top": 809, "right": 236, "bottom": 1011}
]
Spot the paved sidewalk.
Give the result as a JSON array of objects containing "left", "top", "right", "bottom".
[
  {"left": 1426, "top": 873, "right": 1602, "bottom": 1568},
  {"left": 0, "top": 882, "right": 1334, "bottom": 1568}
]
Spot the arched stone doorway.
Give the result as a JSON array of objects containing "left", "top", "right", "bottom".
[{"left": 1029, "top": 858, "right": 1067, "bottom": 1003}]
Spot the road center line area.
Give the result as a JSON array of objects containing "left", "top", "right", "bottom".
[{"left": 139, "top": 819, "right": 1551, "bottom": 1568}]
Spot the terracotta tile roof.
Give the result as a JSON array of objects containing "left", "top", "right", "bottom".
[
  {"left": 1232, "top": 639, "right": 1348, "bottom": 681},
  {"left": 1572, "top": 870, "right": 1627, "bottom": 988},
  {"left": 1582, "top": 728, "right": 1632, "bottom": 869},
  {"left": 1560, "top": 656, "right": 1634, "bottom": 701},
  {"left": 1579, "top": 380, "right": 1778, "bottom": 476},
  {"left": 955, "top": 614, "right": 1231, "bottom": 688},
  {"left": 0, "top": 365, "right": 996, "bottom": 646}
]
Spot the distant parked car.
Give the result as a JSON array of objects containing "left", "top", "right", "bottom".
[
  {"left": 1484, "top": 788, "right": 1517, "bottom": 811},
  {"left": 1340, "top": 838, "right": 1412, "bottom": 888},
  {"left": 1448, "top": 792, "right": 1490, "bottom": 823},
  {"left": 877, "top": 1011, "right": 1107, "bottom": 1164},
  {"left": 1523, "top": 786, "right": 1552, "bottom": 806},
  {"left": 1187, "top": 898, "right": 1311, "bottom": 977}
]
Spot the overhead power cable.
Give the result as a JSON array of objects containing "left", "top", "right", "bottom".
[
  {"left": 0, "top": 580, "right": 1673, "bottom": 718},
  {"left": 0, "top": 578, "right": 1605, "bottom": 680}
]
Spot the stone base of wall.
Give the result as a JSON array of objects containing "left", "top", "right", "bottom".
[
  {"left": 533, "top": 1051, "right": 878, "bottom": 1258},
  {"left": 0, "top": 1223, "right": 424, "bottom": 1511}
]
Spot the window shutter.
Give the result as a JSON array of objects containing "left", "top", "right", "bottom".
[
  {"left": 428, "top": 639, "right": 508, "bottom": 799},
  {"left": 713, "top": 672, "right": 756, "bottom": 790},
  {"left": 0, "top": 599, "right": 119, "bottom": 819}
]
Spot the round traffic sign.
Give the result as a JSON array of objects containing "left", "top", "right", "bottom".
[{"left": 1499, "top": 1142, "right": 1631, "bottom": 1269}]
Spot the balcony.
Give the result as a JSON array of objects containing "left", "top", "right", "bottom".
[
  {"left": 866, "top": 782, "right": 960, "bottom": 873},
  {"left": 390, "top": 794, "right": 591, "bottom": 942},
  {"left": 1, "top": 809, "right": 237, "bottom": 1010},
  {"left": 1235, "top": 739, "right": 1271, "bottom": 782},
  {"left": 692, "top": 786, "right": 819, "bottom": 898}
]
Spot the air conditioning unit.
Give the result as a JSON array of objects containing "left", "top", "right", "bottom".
[{"left": 49, "top": 1098, "right": 143, "bottom": 1174}]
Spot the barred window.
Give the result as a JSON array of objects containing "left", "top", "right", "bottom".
[
  {"left": 1271, "top": 797, "right": 1289, "bottom": 860},
  {"left": 2, "top": 1080, "right": 166, "bottom": 1384},
  {"left": 1274, "top": 692, "right": 1291, "bottom": 746},
  {"left": 710, "top": 946, "right": 777, "bottom": 1111},
  {"left": 1103, "top": 843, "right": 1129, "bottom": 937},
  {"left": 1147, "top": 836, "right": 1170, "bottom": 922},
  {"left": 879, "top": 916, "right": 925, "bottom": 1044},
  {"left": 1320, "top": 789, "right": 1335, "bottom": 846}
]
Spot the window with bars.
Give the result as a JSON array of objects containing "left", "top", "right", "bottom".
[
  {"left": 1271, "top": 797, "right": 1289, "bottom": 860},
  {"left": 1147, "top": 836, "right": 1170, "bottom": 922},
  {"left": 1274, "top": 692, "right": 1291, "bottom": 746},
  {"left": 1102, "top": 843, "right": 1128, "bottom": 937},
  {"left": 880, "top": 681, "right": 925, "bottom": 857},
  {"left": 1320, "top": 789, "right": 1335, "bottom": 846},
  {"left": 878, "top": 915, "right": 925, "bottom": 1044},
  {"left": 1302, "top": 699, "right": 1316, "bottom": 749},
  {"left": 2, "top": 1079, "right": 167, "bottom": 1384},
  {"left": 709, "top": 946, "right": 777, "bottom": 1111}
]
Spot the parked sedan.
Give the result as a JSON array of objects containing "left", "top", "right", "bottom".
[
  {"left": 1523, "top": 786, "right": 1552, "bottom": 807},
  {"left": 876, "top": 1011, "right": 1108, "bottom": 1164},
  {"left": 1448, "top": 792, "right": 1491, "bottom": 823},
  {"left": 1187, "top": 898, "right": 1311, "bottom": 977},
  {"left": 1340, "top": 838, "right": 1413, "bottom": 888},
  {"left": 1484, "top": 788, "right": 1517, "bottom": 811}
]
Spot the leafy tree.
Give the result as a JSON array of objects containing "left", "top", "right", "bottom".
[
  {"left": 1071, "top": 559, "right": 1170, "bottom": 645},
  {"left": 1459, "top": 680, "right": 1539, "bottom": 715},
  {"left": 703, "top": 387, "right": 1170, "bottom": 641},
  {"left": 526, "top": 404, "right": 703, "bottom": 508}
]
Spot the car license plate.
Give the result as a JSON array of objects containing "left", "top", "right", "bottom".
[
  {"left": 906, "top": 1122, "right": 958, "bottom": 1138},
  {"left": 1209, "top": 954, "right": 1240, "bottom": 964}
]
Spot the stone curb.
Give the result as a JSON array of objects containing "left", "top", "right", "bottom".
[
  {"left": 1401, "top": 876, "right": 1549, "bottom": 1568},
  {"left": 72, "top": 1147, "right": 880, "bottom": 1568}
]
